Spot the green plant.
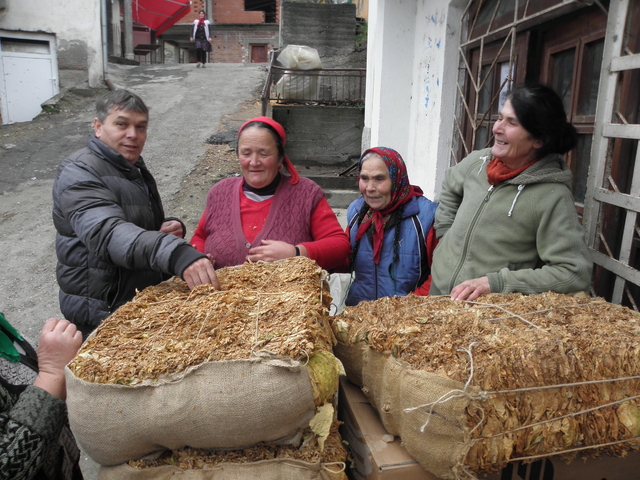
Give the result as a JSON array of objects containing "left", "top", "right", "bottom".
[{"left": 355, "top": 20, "right": 367, "bottom": 49}]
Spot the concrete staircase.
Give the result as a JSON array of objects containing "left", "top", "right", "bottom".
[{"left": 296, "top": 165, "right": 360, "bottom": 209}]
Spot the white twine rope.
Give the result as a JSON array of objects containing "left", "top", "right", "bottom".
[
  {"left": 404, "top": 343, "right": 489, "bottom": 433},
  {"left": 464, "top": 300, "right": 542, "bottom": 329},
  {"left": 403, "top": 334, "right": 640, "bottom": 469},
  {"left": 397, "top": 298, "right": 640, "bottom": 477},
  {"left": 475, "top": 393, "right": 640, "bottom": 441},
  {"left": 505, "top": 435, "right": 640, "bottom": 463},
  {"left": 457, "top": 302, "right": 607, "bottom": 323},
  {"left": 322, "top": 461, "right": 346, "bottom": 473}
]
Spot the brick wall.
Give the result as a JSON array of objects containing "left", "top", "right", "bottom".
[
  {"left": 214, "top": 0, "right": 263, "bottom": 24},
  {"left": 280, "top": 3, "right": 357, "bottom": 61},
  {"left": 184, "top": 0, "right": 207, "bottom": 22},
  {"left": 168, "top": 0, "right": 281, "bottom": 63},
  {"left": 209, "top": 24, "right": 278, "bottom": 63},
  {"left": 183, "top": 0, "right": 281, "bottom": 24}
]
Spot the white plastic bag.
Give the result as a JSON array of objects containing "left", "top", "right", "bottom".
[
  {"left": 277, "top": 45, "right": 322, "bottom": 70},
  {"left": 275, "top": 45, "right": 322, "bottom": 101}
]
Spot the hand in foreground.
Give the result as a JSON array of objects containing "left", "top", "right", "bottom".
[
  {"left": 33, "top": 318, "right": 83, "bottom": 401},
  {"left": 247, "top": 240, "right": 307, "bottom": 263},
  {"left": 450, "top": 276, "right": 491, "bottom": 302},
  {"left": 183, "top": 256, "right": 219, "bottom": 290},
  {"left": 160, "top": 220, "right": 184, "bottom": 238}
]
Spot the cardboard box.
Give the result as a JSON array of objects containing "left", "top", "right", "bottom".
[
  {"left": 339, "top": 376, "right": 640, "bottom": 480},
  {"left": 338, "top": 376, "right": 438, "bottom": 480}
]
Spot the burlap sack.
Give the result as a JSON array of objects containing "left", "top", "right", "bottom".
[
  {"left": 334, "top": 342, "right": 480, "bottom": 480},
  {"left": 66, "top": 353, "right": 317, "bottom": 466},
  {"left": 97, "top": 459, "right": 347, "bottom": 480}
]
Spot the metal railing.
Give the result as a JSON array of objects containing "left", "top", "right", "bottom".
[{"left": 261, "top": 60, "right": 366, "bottom": 115}]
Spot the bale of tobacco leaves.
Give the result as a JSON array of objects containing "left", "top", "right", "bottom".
[
  {"left": 66, "top": 257, "right": 342, "bottom": 466},
  {"left": 330, "top": 292, "right": 640, "bottom": 480},
  {"left": 97, "top": 419, "right": 348, "bottom": 480}
]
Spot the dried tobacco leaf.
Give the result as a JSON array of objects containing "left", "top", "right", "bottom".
[
  {"left": 128, "top": 420, "right": 347, "bottom": 471},
  {"left": 69, "top": 257, "right": 336, "bottom": 385},
  {"left": 332, "top": 292, "right": 640, "bottom": 472}
]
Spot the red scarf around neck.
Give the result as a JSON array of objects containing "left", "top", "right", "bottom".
[{"left": 486, "top": 157, "right": 536, "bottom": 185}]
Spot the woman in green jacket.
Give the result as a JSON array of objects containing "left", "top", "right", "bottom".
[{"left": 430, "top": 84, "right": 592, "bottom": 301}]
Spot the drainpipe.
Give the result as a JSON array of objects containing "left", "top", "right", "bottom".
[
  {"left": 123, "top": 0, "right": 134, "bottom": 60},
  {"left": 101, "top": 0, "right": 115, "bottom": 90}
]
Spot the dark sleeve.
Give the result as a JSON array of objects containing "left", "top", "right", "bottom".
[
  {"left": 170, "top": 244, "right": 208, "bottom": 278},
  {"left": 56, "top": 164, "right": 193, "bottom": 275},
  {"left": 0, "top": 384, "right": 67, "bottom": 480}
]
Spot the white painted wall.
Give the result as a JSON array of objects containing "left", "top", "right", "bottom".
[
  {"left": 0, "top": 0, "right": 103, "bottom": 87},
  {"left": 364, "top": 0, "right": 416, "bottom": 163},
  {"left": 364, "top": 0, "right": 464, "bottom": 200}
]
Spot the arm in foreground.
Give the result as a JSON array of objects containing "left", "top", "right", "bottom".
[{"left": 0, "top": 319, "right": 81, "bottom": 480}]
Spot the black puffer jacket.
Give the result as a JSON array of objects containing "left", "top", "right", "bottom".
[{"left": 53, "top": 136, "right": 204, "bottom": 328}]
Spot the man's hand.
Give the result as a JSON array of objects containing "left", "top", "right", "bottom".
[
  {"left": 183, "top": 257, "right": 219, "bottom": 290},
  {"left": 160, "top": 220, "right": 184, "bottom": 238},
  {"left": 247, "top": 240, "right": 307, "bottom": 263},
  {"left": 33, "top": 318, "right": 83, "bottom": 400},
  {"left": 450, "top": 276, "right": 491, "bottom": 302}
]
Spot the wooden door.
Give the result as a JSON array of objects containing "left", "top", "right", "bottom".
[{"left": 250, "top": 44, "right": 268, "bottom": 63}]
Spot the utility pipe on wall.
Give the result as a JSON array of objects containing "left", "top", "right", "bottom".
[
  {"left": 101, "top": 0, "right": 115, "bottom": 90},
  {"left": 124, "top": 0, "right": 134, "bottom": 60}
]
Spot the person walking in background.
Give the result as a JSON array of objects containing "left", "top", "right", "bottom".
[
  {"left": 430, "top": 84, "right": 593, "bottom": 301},
  {"left": 344, "top": 147, "right": 438, "bottom": 306},
  {"left": 0, "top": 314, "right": 84, "bottom": 480},
  {"left": 190, "top": 10, "right": 212, "bottom": 68},
  {"left": 53, "top": 90, "right": 218, "bottom": 339},
  {"left": 190, "top": 116, "right": 351, "bottom": 271}
]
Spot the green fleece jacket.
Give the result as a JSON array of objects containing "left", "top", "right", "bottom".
[{"left": 431, "top": 148, "right": 593, "bottom": 296}]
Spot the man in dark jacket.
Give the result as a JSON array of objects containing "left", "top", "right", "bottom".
[{"left": 53, "top": 90, "right": 218, "bottom": 338}]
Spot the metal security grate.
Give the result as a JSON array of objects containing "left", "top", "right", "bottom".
[
  {"left": 261, "top": 52, "right": 365, "bottom": 115},
  {"left": 451, "top": 0, "right": 592, "bottom": 166}
]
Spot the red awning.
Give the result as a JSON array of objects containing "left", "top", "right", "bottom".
[{"left": 132, "top": 0, "right": 192, "bottom": 36}]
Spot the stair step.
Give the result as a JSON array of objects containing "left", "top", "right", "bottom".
[
  {"left": 303, "top": 174, "right": 357, "bottom": 191},
  {"left": 323, "top": 189, "right": 361, "bottom": 209}
]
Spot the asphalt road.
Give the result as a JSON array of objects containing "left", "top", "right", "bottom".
[
  {"left": 0, "top": 61, "right": 266, "bottom": 338},
  {"left": 0, "top": 61, "right": 266, "bottom": 478}
]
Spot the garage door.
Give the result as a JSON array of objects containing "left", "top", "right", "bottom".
[{"left": 0, "top": 33, "right": 58, "bottom": 124}]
